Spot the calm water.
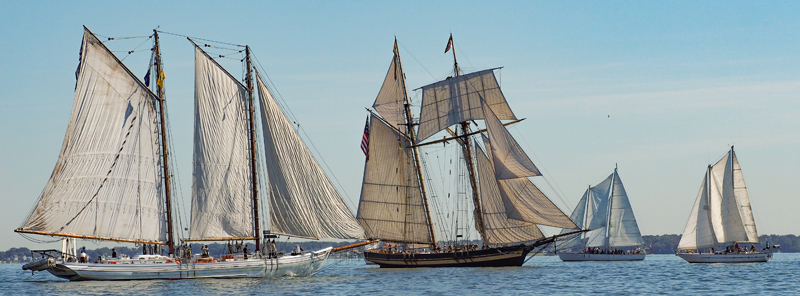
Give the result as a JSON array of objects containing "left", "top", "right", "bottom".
[{"left": 2, "top": 253, "right": 798, "bottom": 295}]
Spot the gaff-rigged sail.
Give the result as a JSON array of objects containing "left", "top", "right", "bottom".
[
  {"left": 356, "top": 115, "right": 432, "bottom": 244},
  {"left": 17, "top": 28, "right": 167, "bottom": 243},
  {"left": 372, "top": 49, "right": 407, "bottom": 132},
  {"left": 257, "top": 76, "right": 365, "bottom": 240},
  {"left": 188, "top": 44, "right": 254, "bottom": 241},
  {"left": 417, "top": 69, "right": 516, "bottom": 142}
]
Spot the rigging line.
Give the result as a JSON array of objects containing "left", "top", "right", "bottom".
[
  {"left": 156, "top": 30, "right": 246, "bottom": 48},
  {"left": 397, "top": 41, "right": 436, "bottom": 80},
  {"left": 114, "top": 34, "right": 155, "bottom": 62},
  {"left": 162, "top": 103, "right": 187, "bottom": 241},
  {"left": 95, "top": 34, "right": 152, "bottom": 41},
  {"left": 511, "top": 125, "right": 574, "bottom": 211}
]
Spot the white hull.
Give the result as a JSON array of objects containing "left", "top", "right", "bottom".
[
  {"left": 676, "top": 251, "right": 773, "bottom": 263},
  {"left": 558, "top": 252, "right": 645, "bottom": 261},
  {"left": 45, "top": 247, "right": 332, "bottom": 281}
]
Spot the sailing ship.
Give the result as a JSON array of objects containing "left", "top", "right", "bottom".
[
  {"left": 16, "top": 26, "right": 364, "bottom": 280},
  {"left": 557, "top": 167, "right": 646, "bottom": 261},
  {"left": 357, "top": 36, "right": 580, "bottom": 268},
  {"left": 676, "top": 146, "right": 778, "bottom": 263}
]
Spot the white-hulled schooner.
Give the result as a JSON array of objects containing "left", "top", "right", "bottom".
[
  {"left": 557, "top": 167, "right": 646, "bottom": 261},
  {"left": 676, "top": 147, "right": 778, "bottom": 263},
  {"left": 357, "top": 36, "right": 581, "bottom": 268},
  {"left": 17, "top": 26, "right": 364, "bottom": 280}
]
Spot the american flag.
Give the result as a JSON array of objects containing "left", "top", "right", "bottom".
[{"left": 361, "top": 116, "right": 370, "bottom": 159}]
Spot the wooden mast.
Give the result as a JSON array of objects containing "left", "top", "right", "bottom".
[
  {"left": 153, "top": 30, "right": 175, "bottom": 255},
  {"left": 448, "top": 34, "right": 487, "bottom": 243},
  {"left": 245, "top": 46, "right": 261, "bottom": 253},
  {"left": 395, "top": 39, "right": 437, "bottom": 249}
]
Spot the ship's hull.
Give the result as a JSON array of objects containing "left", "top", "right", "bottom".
[
  {"left": 558, "top": 252, "right": 645, "bottom": 261},
  {"left": 41, "top": 247, "right": 331, "bottom": 281},
  {"left": 364, "top": 245, "right": 531, "bottom": 268},
  {"left": 676, "top": 251, "right": 773, "bottom": 263}
]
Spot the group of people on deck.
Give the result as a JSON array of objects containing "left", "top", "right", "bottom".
[
  {"left": 584, "top": 247, "right": 643, "bottom": 255},
  {"left": 378, "top": 243, "right": 487, "bottom": 254}
]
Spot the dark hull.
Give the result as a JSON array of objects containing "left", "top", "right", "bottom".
[{"left": 364, "top": 245, "right": 532, "bottom": 268}]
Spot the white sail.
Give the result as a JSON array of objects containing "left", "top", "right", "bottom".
[
  {"left": 560, "top": 170, "right": 643, "bottom": 249},
  {"left": 678, "top": 172, "right": 718, "bottom": 250},
  {"left": 607, "top": 170, "right": 645, "bottom": 247},
  {"left": 678, "top": 148, "right": 758, "bottom": 250},
  {"left": 257, "top": 76, "right": 365, "bottom": 240},
  {"left": 417, "top": 69, "right": 516, "bottom": 142},
  {"left": 372, "top": 50, "right": 407, "bottom": 131},
  {"left": 475, "top": 144, "right": 544, "bottom": 245},
  {"left": 356, "top": 115, "right": 432, "bottom": 244},
  {"left": 17, "top": 29, "right": 166, "bottom": 243},
  {"left": 732, "top": 152, "right": 758, "bottom": 242},
  {"left": 481, "top": 101, "right": 540, "bottom": 179},
  {"left": 189, "top": 45, "right": 254, "bottom": 240}
]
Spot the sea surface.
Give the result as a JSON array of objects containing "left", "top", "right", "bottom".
[{"left": 2, "top": 253, "right": 798, "bottom": 295}]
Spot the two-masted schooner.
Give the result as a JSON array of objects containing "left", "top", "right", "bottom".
[
  {"left": 675, "top": 147, "right": 778, "bottom": 263},
  {"left": 16, "top": 26, "right": 364, "bottom": 280},
  {"left": 557, "top": 167, "right": 647, "bottom": 261},
  {"left": 357, "top": 36, "right": 580, "bottom": 268}
]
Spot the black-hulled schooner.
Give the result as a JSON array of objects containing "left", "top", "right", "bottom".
[{"left": 357, "top": 36, "right": 579, "bottom": 268}]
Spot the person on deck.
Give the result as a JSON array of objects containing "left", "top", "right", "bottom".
[
  {"left": 111, "top": 248, "right": 117, "bottom": 258},
  {"left": 79, "top": 247, "right": 88, "bottom": 263},
  {"left": 243, "top": 244, "right": 249, "bottom": 259}
]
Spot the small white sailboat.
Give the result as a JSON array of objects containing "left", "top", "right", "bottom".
[
  {"left": 16, "top": 26, "right": 364, "bottom": 281},
  {"left": 675, "top": 146, "right": 778, "bottom": 263},
  {"left": 557, "top": 167, "right": 646, "bottom": 261}
]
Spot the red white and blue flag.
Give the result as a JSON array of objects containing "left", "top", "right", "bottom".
[
  {"left": 444, "top": 34, "right": 453, "bottom": 53},
  {"left": 361, "top": 116, "right": 370, "bottom": 159}
]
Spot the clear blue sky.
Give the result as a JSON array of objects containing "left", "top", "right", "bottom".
[{"left": 2, "top": 1, "right": 799, "bottom": 251}]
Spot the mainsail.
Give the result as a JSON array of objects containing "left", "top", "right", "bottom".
[
  {"left": 16, "top": 28, "right": 167, "bottom": 244},
  {"left": 257, "top": 76, "right": 365, "bottom": 240},
  {"left": 188, "top": 44, "right": 254, "bottom": 240},
  {"left": 677, "top": 147, "right": 758, "bottom": 250},
  {"left": 560, "top": 168, "right": 644, "bottom": 250}
]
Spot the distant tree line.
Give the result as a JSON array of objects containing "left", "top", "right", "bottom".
[{"left": 4, "top": 235, "right": 799, "bottom": 261}]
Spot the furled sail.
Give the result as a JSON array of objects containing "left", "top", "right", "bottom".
[
  {"left": 417, "top": 69, "right": 516, "bottom": 142},
  {"left": 678, "top": 148, "right": 757, "bottom": 250},
  {"left": 475, "top": 143, "right": 544, "bottom": 245},
  {"left": 356, "top": 115, "right": 432, "bottom": 244},
  {"left": 189, "top": 45, "right": 254, "bottom": 240},
  {"left": 257, "top": 76, "right": 365, "bottom": 240},
  {"left": 372, "top": 49, "right": 407, "bottom": 131},
  {"left": 17, "top": 28, "right": 167, "bottom": 243}
]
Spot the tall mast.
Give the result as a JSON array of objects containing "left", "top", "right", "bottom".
[
  {"left": 449, "top": 34, "right": 486, "bottom": 242},
  {"left": 395, "top": 39, "right": 437, "bottom": 248},
  {"left": 153, "top": 30, "right": 175, "bottom": 255},
  {"left": 245, "top": 46, "right": 261, "bottom": 252}
]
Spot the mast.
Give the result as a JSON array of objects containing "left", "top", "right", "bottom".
[
  {"left": 448, "top": 34, "right": 486, "bottom": 242},
  {"left": 395, "top": 39, "right": 437, "bottom": 248},
  {"left": 245, "top": 46, "right": 261, "bottom": 252},
  {"left": 153, "top": 30, "right": 175, "bottom": 255}
]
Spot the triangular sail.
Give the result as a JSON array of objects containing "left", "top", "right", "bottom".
[
  {"left": 189, "top": 45, "right": 254, "bottom": 240},
  {"left": 607, "top": 170, "right": 645, "bottom": 247},
  {"left": 732, "top": 152, "right": 758, "bottom": 242},
  {"left": 372, "top": 50, "right": 407, "bottom": 131},
  {"left": 257, "top": 76, "right": 365, "bottom": 240},
  {"left": 356, "top": 115, "right": 432, "bottom": 244},
  {"left": 678, "top": 172, "right": 718, "bottom": 250},
  {"left": 17, "top": 28, "right": 167, "bottom": 243},
  {"left": 481, "top": 134, "right": 575, "bottom": 229},
  {"left": 417, "top": 69, "right": 516, "bottom": 142},
  {"left": 475, "top": 143, "right": 544, "bottom": 245},
  {"left": 481, "top": 101, "right": 540, "bottom": 179}
]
